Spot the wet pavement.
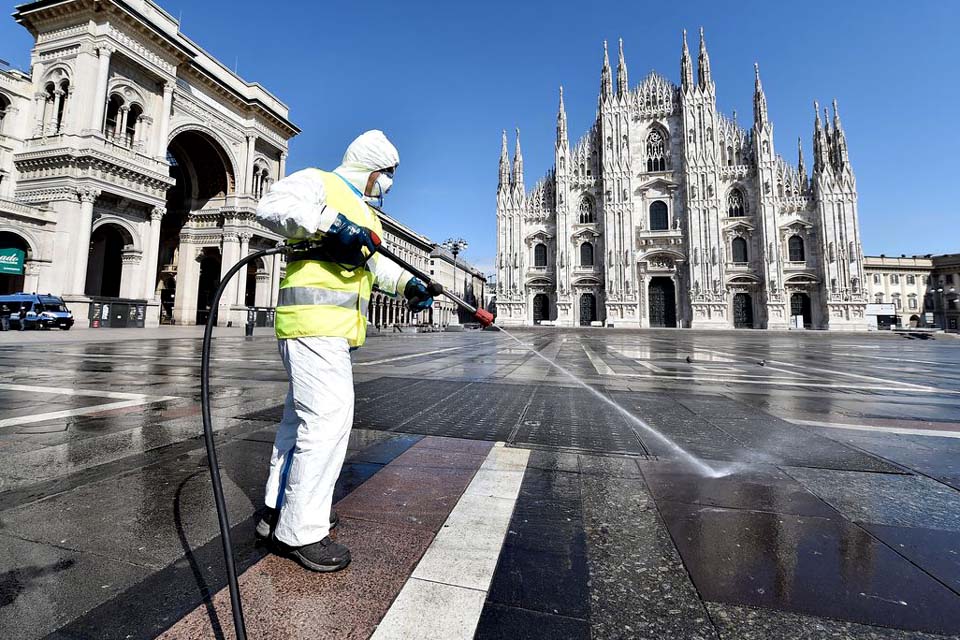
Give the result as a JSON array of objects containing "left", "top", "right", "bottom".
[{"left": 0, "top": 327, "right": 959, "bottom": 638}]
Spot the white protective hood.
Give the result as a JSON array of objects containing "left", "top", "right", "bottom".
[{"left": 334, "top": 130, "right": 400, "bottom": 194}]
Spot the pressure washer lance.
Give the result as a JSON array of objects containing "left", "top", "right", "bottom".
[{"left": 200, "top": 232, "right": 493, "bottom": 639}]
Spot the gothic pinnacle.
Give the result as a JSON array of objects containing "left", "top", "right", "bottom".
[
  {"left": 600, "top": 40, "right": 613, "bottom": 102},
  {"left": 557, "top": 85, "right": 568, "bottom": 146},
  {"left": 680, "top": 29, "right": 694, "bottom": 91},
  {"left": 697, "top": 27, "right": 712, "bottom": 89},
  {"left": 798, "top": 136, "right": 807, "bottom": 178},
  {"left": 617, "top": 37, "right": 629, "bottom": 97},
  {"left": 753, "top": 62, "right": 768, "bottom": 128},
  {"left": 512, "top": 127, "right": 524, "bottom": 187},
  {"left": 498, "top": 129, "right": 510, "bottom": 190}
]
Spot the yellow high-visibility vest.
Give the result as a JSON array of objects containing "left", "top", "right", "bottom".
[{"left": 275, "top": 170, "right": 382, "bottom": 346}]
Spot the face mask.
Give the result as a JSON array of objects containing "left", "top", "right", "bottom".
[{"left": 364, "top": 171, "right": 393, "bottom": 207}]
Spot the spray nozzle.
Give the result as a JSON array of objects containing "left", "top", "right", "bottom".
[{"left": 475, "top": 309, "right": 495, "bottom": 327}]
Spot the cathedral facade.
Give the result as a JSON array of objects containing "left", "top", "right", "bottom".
[{"left": 495, "top": 31, "right": 868, "bottom": 330}]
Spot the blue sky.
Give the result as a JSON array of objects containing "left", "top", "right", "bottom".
[{"left": 2, "top": 0, "right": 957, "bottom": 273}]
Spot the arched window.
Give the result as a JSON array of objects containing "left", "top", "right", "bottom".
[
  {"left": 890, "top": 274, "right": 899, "bottom": 285},
  {"left": 0, "top": 93, "right": 9, "bottom": 135},
  {"left": 873, "top": 274, "right": 881, "bottom": 285},
  {"left": 727, "top": 189, "right": 745, "bottom": 217},
  {"left": 580, "top": 242, "right": 594, "bottom": 267},
  {"left": 731, "top": 237, "right": 748, "bottom": 263},
  {"left": 104, "top": 94, "right": 123, "bottom": 140},
  {"left": 533, "top": 243, "right": 547, "bottom": 267},
  {"left": 126, "top": 104, "right": 143, "bottom": 147},
  {"left": 55, "top": 79, "right": 69, "bottom": 133},
  {"left": 646, "top": 130, "right": 667, "bottom": 172},
  {"left": 788, "top": 235, "right": 805, "bottom": 262},
  {"left": 906, "top": 274, "right": 916, "bottom": 285},
  {"left": 649, "top": 201, "right": 668, "bottom": 231},
  {"left": 579, "top": 196, "right": 595, "bottom": 224}
]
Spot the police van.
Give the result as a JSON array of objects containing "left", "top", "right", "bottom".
[{"left": 0, "top": 293, "right": 75, "bottom": 330}]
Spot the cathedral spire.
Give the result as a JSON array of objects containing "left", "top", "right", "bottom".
[
  {"left": 512, "top": 127, "right": 524, "bottom": 188},
  {"left": 600, "top": 40, "right": 613, "bottom": 103},
  {"left": 753, "top": 63, "right": 768, "bottom": 129},
  {"left": 557, "top": 86, "right": 568, "bottom": 148},
  {"left": 832, "top": 98, "right": 850, "bottom": 170},
  {"left": 616, "top": 38, "right": 629, "bottom": 98},
  {"left": 813, "top": 100, "right": 830, "bottom": 175},
  {"left": 680, "top": 29, "right": 693, "bottom": 91},
  {"left": 498, "top": 129, "right": 510, "bottom": 191},
  {"left": 697, "top": 27, "right": 712, "bottom": 90},
  {"left": 798, "top": 136, "right": 808, "bottom": 186}
]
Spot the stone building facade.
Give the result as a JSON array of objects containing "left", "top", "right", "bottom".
[
  {"left": 0, "top": 0, "right": 484, "bottom": 329},
  {"left": 0, "top": 0, "right": 296, "bottom": 327},
  {"left": 496, "top": 31, "right": 868, "bottom": 330},
  {"left": 864, "top": 254, "right": 960, "bottom": 332}
]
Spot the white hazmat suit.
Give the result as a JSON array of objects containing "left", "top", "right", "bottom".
[{"left": 256, "top": 130, "right": 410, "bottom": 547}]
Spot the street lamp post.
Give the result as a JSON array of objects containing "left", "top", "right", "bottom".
[{"left": 442, "top": 237, "right": 468, "bottom": 325}]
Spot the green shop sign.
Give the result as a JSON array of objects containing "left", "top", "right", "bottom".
[{"left": 0, "top": 248, "right": 25, "bottom": 275}]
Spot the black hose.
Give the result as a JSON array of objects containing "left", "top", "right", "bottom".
[{"left": 201, "top": 246, "right": 284, "bottom": 640}]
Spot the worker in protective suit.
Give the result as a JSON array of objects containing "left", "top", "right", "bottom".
[{"left": 253, "top": 130, "right": 433, "bottom": 572}]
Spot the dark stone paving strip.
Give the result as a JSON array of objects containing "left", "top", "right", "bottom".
[
  {"left": 41, "top": 432, "right": 423, "bottom": 640},
  {"left": 480, "top": 467, "right": 590, "bottom": 638},
  {"left": 706, "top": 602, "right": 960, "bottom": 640},
  {"left": 0, "top": 419, "right": 272, "bottom": 511},
  {"left": 157, "top": 436, "right": 491, "bottom": 639},
  {"left": 657, "top": 501, "right": 960, "bottom": 636},
  {"left": 581, "top": 474, "right": 719, "bottom": 640}
]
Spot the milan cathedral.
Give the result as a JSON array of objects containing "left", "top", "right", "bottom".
[{"left": 495, "top": 30, "right": 867, "bottom": 330}]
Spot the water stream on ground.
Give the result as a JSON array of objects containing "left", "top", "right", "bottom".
[{"left": 494, "top": 326, "right": 730, "bottom": 478}]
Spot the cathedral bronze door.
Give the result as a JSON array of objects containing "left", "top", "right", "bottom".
[
  {"left": 579, "top": 293, "right": 596, "bottom": 326},
  {"left": 790, "top": 292, "right": 812, "bottom": 328},
  {"left": 533, "top": 294, "right": 549, "bottom": 324},
  {"left": 733, "top": 293, "right": 753, "bottom": 328},
  {"left": 648, "top": 277, "right": 677, "bottom": 327}
]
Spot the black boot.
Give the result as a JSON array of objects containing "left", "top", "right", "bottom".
[
  {"left": 255, "top": 507, "right": 339, "bottom": 540},
  {"left": 288, "top": 536, "right": 351, "bottom": 572}
]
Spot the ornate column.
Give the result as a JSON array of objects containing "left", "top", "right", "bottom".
[
  {"left": 144, "top": 206, "right": 165, "bottom": 299},
  {"left": 236, "top": 231, "right": 251, "bottom": 306},
  {"left": 32, "top": 91, "right": 47, "bottom": 137},
  {"left": 279, "top": 151, "right": 287, "bottom": 179},
  {"left": 254, "top": 270, "right": 271, "bottom": 307},
  {"left": 155, "top": 81, "right": 174, "bottom": 157},
  {"left": 218, "top": 231, "right": 241, "bottom": 325},
  {"left": 23, "top": 261, "right": 41, "bottom": 294},
  {"left": 90, "top": 47, "right": 113, "bottom": 132},
  {"left": 119, "top": 250, "right": 142, "bottom": 298},
  {"left": 269, "top": 254, "right": 282, "bottom": 307},
  {"left": 115, "top": 105, "right": 128, "bottom": 141},
  {"left": 72, "top": 187, "right": 101, "bottom": 294},
  {"left": 244, "top": 136, "right": 256, "bottom": 193},
  {"left": 48, "top": 88, "right": 64, "bottom": 135}
]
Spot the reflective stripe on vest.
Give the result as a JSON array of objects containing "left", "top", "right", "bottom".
[
  {"left": 278, "top": 287, "right": 359, "bottom": 309},
  {"left": 275, "top": 169, "right": 383, "bottom": 347}
]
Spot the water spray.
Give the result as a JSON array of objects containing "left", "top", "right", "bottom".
[{"left": 200, "top": 220, "right": 721, "bottom": 639}]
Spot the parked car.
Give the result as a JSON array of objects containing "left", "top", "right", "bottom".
[{"left": 0, "top": 293, "right": 74, "bottom": 330}]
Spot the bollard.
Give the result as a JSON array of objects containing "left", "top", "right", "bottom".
[{"left": 245, "top": 308, "right": 255, "bottom": 339}]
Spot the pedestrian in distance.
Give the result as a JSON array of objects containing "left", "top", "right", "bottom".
[{"left": 252, "top": 130, "right": 434, "bottom": 572}]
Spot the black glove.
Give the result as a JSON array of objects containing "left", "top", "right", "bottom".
[
  {"left": 323, "top": 213, "right": 378, "bottom": 268},
  {"left": 404, "top": 277, "right": 434, "bottom": 313}
]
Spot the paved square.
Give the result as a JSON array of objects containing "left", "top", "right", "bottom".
[{"left": 1, "top": 327, "right": 959, "bottom": 639}]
